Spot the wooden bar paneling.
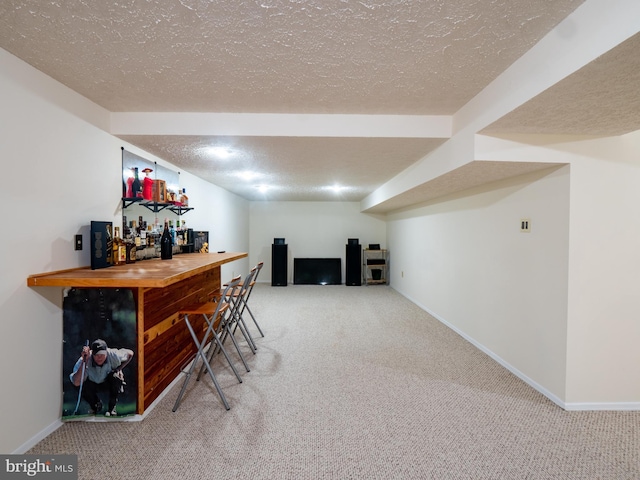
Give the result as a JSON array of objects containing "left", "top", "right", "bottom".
[
  {"left": 142, "top": 267, "right": 220, "bottom": 331},
  {"left": 144, "top": 320, "right": 194, "bottom": 407},
  {"left": 141, "top": 267, "right": 222, "bottom": 410},
  {"left": 28, "top": 252, "right": 246, "bottom": 415}
]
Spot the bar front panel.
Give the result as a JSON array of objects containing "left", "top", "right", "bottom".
[{"left": 141, "top": 267, "right": 221, "bottom": 410}]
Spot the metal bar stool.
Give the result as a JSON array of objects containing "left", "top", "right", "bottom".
[
  {"left": 172, "top": 283, "right": 243, "bottom": 412},
  {"left": 239, "top": 261, "right": 264, "bottom": 338},
  {"left": 198, "top": 276, "right": 252, "bottom": 381},
  {"left": 224, "top": 268, "right": 258, "bottom": 353}
]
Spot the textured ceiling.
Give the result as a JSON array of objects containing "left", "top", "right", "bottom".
[
  {"left": 117, "top": 135, "right": 447, "bottom": 202},
  {"left": 0, "top": 0, "right": 583, "bottom": 114},
  {"left": 482, "top": 32, "right": 640, "bottom": 136},
  {"left": 5, "top": 0, "right": 631, "bottom": 209}
]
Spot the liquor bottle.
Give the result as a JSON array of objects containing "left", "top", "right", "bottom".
[
  {"left": 119, "top": 227, "right": 128, "bottom": 265},
  {"left": 139, "top": 226, "right": 147, "bottom": 248},
  {"left": 126, "top": 173, "right": 134, "bottom": 198},
  {"left": 175, "top": 220, "right": 183, "bottom": 246},
  {"left": 130, "top": 220, "right": 141, "bottom": 249},
  {"left": 160, "top": 220, "right": 172, "bottom": 260},
  {"left": 112, "top": 227, "right": 126, "bottom": 265},
  {"left": 169, "top": 220, "right": 176, "bottom": 246},
  {"left": 106, "top": 224, "right": 113, "bottom": 266},
  {"left": 123, "top": 221, "right": 135, "bottom": 262},
  {"left": 180, "top": 188, "right": 188, "bottom": 207},
  {"left": 123, "top": 219, "right": 131, "bottom": 244},
  {"left": 125, "top": 232, "right": 136, "bottom": 263},
  {"left": 132, "top": 167, "right": 142, "bottom": 198},
  {"left": 150, "top": 222, "right": 159, "bottom": 251}
]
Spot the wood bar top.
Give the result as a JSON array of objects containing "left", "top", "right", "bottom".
[{"left": 27, "top": 252, "right": 247, "bottom": 288}]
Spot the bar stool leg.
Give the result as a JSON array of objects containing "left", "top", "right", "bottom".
[
  {"left": 228, "top": 295, "right": 257, "bottom": 353},
  {"left": 197, "top": 322, "right": 245, "bottom": 382},
  {"left": 173, "top": 313, "right": 230, "bottom": 412},
  {"left": 218, "top": 321, "right": 251, "bottom": 372},
  {"left": 199, "top": 351, "right": 230, "bottom": 411},
  {"left": 244, "top": 303, "right": 264, "bottom": 337},
  {"left": 233, "top": 312, "right": 257, "bottom": 354}
]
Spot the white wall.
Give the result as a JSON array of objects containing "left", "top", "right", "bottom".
[
  {"left": 565, "top": 132, "right": 640, "bottom": 406},
  {"left": 387, "top": 166, "right": 570, "bottom": 404},
  {"left": 388, "top": 131, "right": 640, "bottom": 409},
  {"left": 474, "top": 133, "right": 640, "bottom": 407},
  {"left": 0, "top": 49, "right": 248, "bottom": 453},
  {"left": 249, "top": 201, "right": 386, "bottom": 284}
]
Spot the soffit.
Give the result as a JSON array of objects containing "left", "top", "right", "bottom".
[{"left": 482, "top": 32, "right": 640, "bottom": 137}]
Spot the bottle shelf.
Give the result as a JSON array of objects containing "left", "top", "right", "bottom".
[
  {"left": 168, "top": 205, "right": 194, "bottom": 215},
  {"left": 122, "top": 197, "right": 193, "bottom": 214}
]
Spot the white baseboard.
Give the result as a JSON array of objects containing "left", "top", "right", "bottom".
[
  {"left": 564, "top": 402, "right": 640, "bottom": 411},
  {"left": 13, "top": 420, "right": 63, "bottom": 454},
  {"left": 395, "top": 288, "right": 639, "bottom": 412},
  {"left": 14, "top": 364, "right": 187, "bottom": 454}
]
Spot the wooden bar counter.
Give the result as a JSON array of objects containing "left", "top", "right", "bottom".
[{"left": 28, "top": 252, "right": 247, "bottom": 415}]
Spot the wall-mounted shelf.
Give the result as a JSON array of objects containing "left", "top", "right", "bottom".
[
  {"left": 168, "top": 205, "right": 194, "bottom": 215},
  {"left": 122, "top": 197, "right": 144, "bottom": 209},
  {"left": 122, "top": 198, "right": 193, "bottom": 215}
]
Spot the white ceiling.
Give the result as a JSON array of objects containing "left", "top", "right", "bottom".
[{"left": 1, "top": 0, "right": 638, "bottom": 208}]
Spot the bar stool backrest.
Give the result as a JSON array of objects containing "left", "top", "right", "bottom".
[
  {"left": 222, "top": 275, "right": 242, "bottom": 308},
  {"left": 236, "top": 268, "right": 256, "bottom": 308},
  {"left": 253, "top": 261, "right": 264, "bottom": 283},
  {"left": 220, "top": 271, "right": 258, "bottom": 352}
]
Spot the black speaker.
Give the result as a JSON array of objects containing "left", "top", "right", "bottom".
[
  {"left": 345, "top": 243, "right": 361, "bottom": 286},
  {"left": 272, "top": 243, "right": 288, "bottom": 286}
]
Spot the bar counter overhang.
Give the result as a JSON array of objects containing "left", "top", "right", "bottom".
[{"left": 28, "top": 252, "right": 247, "bottom": 415}]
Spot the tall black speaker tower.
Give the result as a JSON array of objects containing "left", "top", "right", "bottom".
[
  {"left": 345, "top": 239, "right": 361, "bottom": 286},
  {"left": 272, "top": 241, "right": 288, "bottom": 286}
]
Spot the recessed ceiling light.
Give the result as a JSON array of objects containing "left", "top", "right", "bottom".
[
  {"left": 255, "top": 184, "right": 270, "bottom": 193},
  {"left": 236, "top": 170, "right": 261, "bottom": 181},
  {"left": 324, "top": 185, "right": 347, "bottom": 193},
  {"left": 205, "top": 146, "right": 233, "bottom": 159}
]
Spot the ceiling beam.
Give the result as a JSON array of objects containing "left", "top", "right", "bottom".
[{"left": 110, "top": 112, "right": 451, "bottom": 139}]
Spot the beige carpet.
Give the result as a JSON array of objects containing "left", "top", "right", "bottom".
[{"left": 29, "top": 285, "right": 639, "bottom": 479}]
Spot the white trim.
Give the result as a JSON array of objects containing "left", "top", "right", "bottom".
[
  {"left": 396, "top": 288, "right": 639, "bottom": 412},
  {"left": 110, "top": 112, "right": 452, "bottom": 138},
  {"left": 13, "top": 364, "right": 188, "bottom": 453},
  {"left": 13, "top": 420, "right": 63, "bottom": 454},
  {"left": 564, "top": 402, "right": 640, "bottom": 411}
]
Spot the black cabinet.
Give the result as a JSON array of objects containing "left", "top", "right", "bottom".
[
  {"left": 272, "top": 243, "right": 288, "bottom": 286},
  {"left": 345, "top": 243, "right": 362, "bottom": 286}
]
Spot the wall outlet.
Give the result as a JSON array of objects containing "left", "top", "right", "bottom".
[
  {"left": 75, "top": 234, "right": 83, "bottom": 250},
  {"left": 520, "top": 218, "right": 531, "bottom": 232}
]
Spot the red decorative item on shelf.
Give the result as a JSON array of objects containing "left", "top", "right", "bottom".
[
  {"left": 142, "top": 168, "right": 154, "bottom": 200},
  {"left": 126, "top": 175, "right": 134, "bottom": 198}
]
